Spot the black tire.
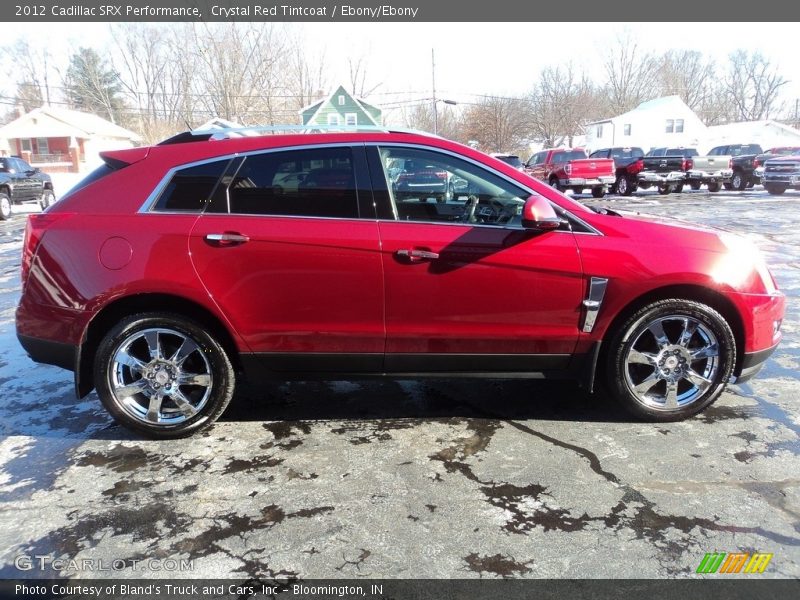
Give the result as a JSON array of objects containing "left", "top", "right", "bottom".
[
  {"left": 746, "top": 181, "right": 755, "bottom": 189},
  {"left": 723, "top": 183, "right": 734, "bottom": 191},
  {"left": 690, "top": 181, "right": 702, "bottom": 191},
  {"left": 549, "top": 177, "right": 561, "bottom": 192},
  {"left": 0, "top": 193, "right": 10, "bottom": 220},
  {"left": 615, "top": 174, "right": 633, "bottom": 196},
  {"left": 39, "top": 189, "right": 55, "bottom": 211},
  {"left": 591, "top": 187, "right": 605, "bottom": 199},
  {"left": 94, "top": 312, "right": 235, "bottom": 438},
  {"left": 673, "top": 183, "right": 684, "bottom": 194},
  {"left": 657, "top": 183, "right": 672, "bottom": 195},
  {"left": 731, "top": 170, "right": 747, "bottom": 191},
  {"left": 708, "top": 182, "right": 721, "bottom": 193},
  {"left": 764, "top": 184, "right": 786, "bottom": 195},
  {"left": 605, "top": 299, "right": 736, "bottom": 422}
]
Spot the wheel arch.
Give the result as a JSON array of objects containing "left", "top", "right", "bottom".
[
  {"left": 77, "top": 293, "right": 242, "bottom": 398},
  {"left": 595, "top": 284, "right": 745, "bottom": 386}
]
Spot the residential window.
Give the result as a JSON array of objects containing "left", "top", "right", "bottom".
[
  {"left": 665, "top": 120, "right": 675, "bottom": 133},
  {"left": 226, "top": 147, "right": 359, "bottom": 219},
  {"left": 675, "top": 119, "right": 684, "bottom": 133},
  {"left": 345, "top": 113, "right": 357, "bottom": 127},
  {"left": 35, "top": 138, "right": 49, "bottom": 155},
  {"left": 19, "top": 139, "right": 32, "bottom": 152},
  {"left": 623, "top": 124, "right": 631, "bottom": 136},
  {"left": 327, "top": 113, "right": 340, "bottom": 126},
  {"left": 596, "top": 125, "right": 603, "bottom": 139},
  {"left": 338, "top": 95, "right": 345, "bottom": 106}
]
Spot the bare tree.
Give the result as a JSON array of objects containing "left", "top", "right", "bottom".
[
  {"left": 348, "top": 55, "right": 382, "bottom": 98},
  {"left": 529, "top": 64, "right": 600, "bottom": 146},
  {"left": 400, "top": 101, "right": 460, "bottom": 140},
  {"left": 656, "top": 50, "right": 716, "bottom": 111},
  {"left": 723, "top": 50, "right": 788, "bottom": 121},
  {"left": 460, "top": 96, "right": 531, "bottom": 153},
  {"left": 1, "top": 39, "right": 55, "bottom": 110},
  {"left": 284, "top": 32, "right": 327, "bottom": 113},
  {"left": 600, "top": 31, "right": 659, "bottom": 114}
]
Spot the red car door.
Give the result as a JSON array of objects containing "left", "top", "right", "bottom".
[
  {"left": 188, "top": 145, "right": 384, "bottom": 372},
  {"left": 370, "top": 146, "right": 584, "bottom": 372}
]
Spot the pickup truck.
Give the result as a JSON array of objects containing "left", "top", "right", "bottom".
[
  {"left": 0, "top": 156, "right": 56, "bottom": 219},
  {"left": 637, "top": 147, "right": 697, "bottom": 194},
  {"left": 705, "top": 144, "right": 763, "bottom": 191},
  {"left": 588, "top": 147, "right": 645, "bottom": 196},
  {"left": 761, "top": 155, "right": 800, "bottom": 195},
  {"left": 727, "top": 146, "right": 800, "bottom": 190},
  {"left": 524, "top": 148, "right": 615, "bottom": 198}
]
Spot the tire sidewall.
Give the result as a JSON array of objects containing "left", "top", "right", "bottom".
[
  {"left": 606, "top": 299, "right": 736, "bottom": 421},
  {"left": 94, "top": 313, "right": 234, "bottom": 438},
  {"left": 0, "top": 193, "right": 10, "bottom": 220}
]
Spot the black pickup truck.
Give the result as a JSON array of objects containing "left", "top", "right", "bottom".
[
  {"left": 706, "top": 144, "right": 763, "bottom": 191},
  {"left": 0, "top": 156, "right": 55, "bottom": 219},
  {"left": 637, "top": 147, "right": 697, "bottom": 194},
  {"left": 588, "top": 147, "right": 645, "bottom": 196},
  {"left": 725, "top": 145, "right": 800, "bottom": 190}
]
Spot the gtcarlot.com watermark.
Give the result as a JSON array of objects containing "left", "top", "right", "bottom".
[{"left": 14, "top": 554, "right": 193, "bottom": 573}]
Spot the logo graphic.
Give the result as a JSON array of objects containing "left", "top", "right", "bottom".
[{"left": 696, "top": 552, "right": 773, "bottom": 574}]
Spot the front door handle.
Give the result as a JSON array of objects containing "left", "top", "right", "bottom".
[
  {"left": 205, "top": 232, "right": 250, "bottom": 247},
  {"left": 396, "top": 248, "right": 440, "bottom": 262}
]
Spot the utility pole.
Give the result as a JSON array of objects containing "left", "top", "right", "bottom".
[{"left": 432, "top": 48, "right": 438, "bottom": 136}]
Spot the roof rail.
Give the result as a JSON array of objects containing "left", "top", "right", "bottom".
[{"left": 157, "top": 124, "right": 440, "bottom": 145}]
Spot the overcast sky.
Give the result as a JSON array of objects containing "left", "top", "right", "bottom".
[{"left": 6, "top": 22, "right": 799, "bottom": 115}]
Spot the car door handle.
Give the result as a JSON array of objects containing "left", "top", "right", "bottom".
[
  {"left": 205, "top": 232, "right": 250, "bottom": 247},
  {"left": 396, "top": 248, "right": 439, "bottom": 262}
]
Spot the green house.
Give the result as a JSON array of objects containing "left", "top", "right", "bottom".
[{"left": 300, "top": 85, "right": 382, "bottom": 128}]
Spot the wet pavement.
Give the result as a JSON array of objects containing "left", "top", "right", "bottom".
[{"left": 0, "top": 190, "right": 798, "bottom": 580}]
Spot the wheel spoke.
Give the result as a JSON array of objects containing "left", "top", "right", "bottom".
[
  {"left": 178, "top": 373, "right": 211, "bottom": 387},
  {"left": 691, "top": 343, "right": 719, "bottom": 361},
  {"left": 114, "top": 379, "right": 148, "bottom": 399},
  {"left": 146, "top": 394, "right": 162, "bottom": 422},
  {"left": 677, "top": 318, "right": 698, "bottom": 348},
  {"left": 144, "top": 331, "right": 161, "bottom": 360},
  {"left": 116, "top": 349, "right": 146, "bottom": 374},
  {"left": 171, "top": 389, "right": 198, "bottom": 418},
  {"left": 633, "top": 373, "right": 660, "bottom": 395},
  {"left": 170, "top": 337, "right": 199, "bottom": 366},
  {"left": 648, "top": 321, "right": 671, "bottom": 349},
  {"left": 628, "top": 349, "right": 657, "bottom": 366},
  {"left": 664, "top": 381, "right": 679, "bottom": 409},
  {"left": 684, "top": 368, "right": 712, "bottom": 392}
]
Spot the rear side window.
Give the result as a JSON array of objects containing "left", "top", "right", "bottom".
[
  {"left": 226, "top": 147, "right": 359, "bottom": 219},
  {"left": 154, "top": 159, "right": 230, "bottom": 212}
]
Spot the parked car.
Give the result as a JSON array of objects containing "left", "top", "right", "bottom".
[
  {"left": 761, "top": 155, "right": 800, "bottom": 195},
  {"left": 490, "top": 153, "right": 525, "bottom": 171},
  {"left": 588, "top": 147, "right": 645, "bottom": 196},
  {"left": 0, "top": 156, "right": 56, "bottom": 219},
  {"left": 16, "top": 129, "right": 785, "bottom": 437},
  {"left": 524, "top": 148, "right": 615, "bottom": 198},
  {"left": 748, "top": 147, "right": 800, "bottom": 189},
  {"left": 638, "top": 148, "right": 698, "bottom": 194}
]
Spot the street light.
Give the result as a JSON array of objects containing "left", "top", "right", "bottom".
[{"left": 433, "top": 99, "right": 458, "bottom": 136}]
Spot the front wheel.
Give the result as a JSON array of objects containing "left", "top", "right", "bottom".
[
  {"left": 731, "top": 171, "right": 747, "bottom": 191},
  {"left": 615, "top": 174, "right": 634, "bottom": 196},
  {"left": 765, "top": 184, "right": 786, "bottom": 195},
  {"left": 549, "top": 177, "right": 561, "bottom": 192},
  {"left": 606, "top": 299, "right": 735, "bottom": 421},
  {"left": 94, "top": 313, "right": 235, "bottom": 438},
  {"left": 657, "top": 183, "right": 672, "bottom": 195},
  {"left": 0, "top": 193, "right": 10, "bottom": 220},
  {"left": 591, "top": 187, "right": 605, "bottom": 198},
  {"left": 40, "top": 189, "right": 55, "bottom": 211},
  {"left": 673, "top": 183, "right": 684, "bottom": 194}
]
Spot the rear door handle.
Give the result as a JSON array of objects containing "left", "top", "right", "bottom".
[
  {"left": 396, "top": 249, "right": 439, "bottom": 262},
  {"left": 205, "top": 232, "right": 250, "bottom": 247}
]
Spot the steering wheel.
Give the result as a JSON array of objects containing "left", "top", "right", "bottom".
[{"left": 462, "top": 194, "right": 479, "bottom": 223}]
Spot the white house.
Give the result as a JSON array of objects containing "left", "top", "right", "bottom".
[
  {"left": 701, "top": 120, "right": 800, "bottom": 153},
  {"left": 584, "top": 96, "right": 705, "bottom": 152}
]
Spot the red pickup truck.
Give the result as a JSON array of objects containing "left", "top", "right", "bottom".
[{"left": 524, "top": 148, "right": 615, "bottom": 198}]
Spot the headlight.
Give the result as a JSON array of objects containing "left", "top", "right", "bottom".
[{"left": 713, "top": 233, "right": 777, "bottom": 293}]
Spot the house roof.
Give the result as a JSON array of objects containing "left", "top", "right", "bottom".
[
  {"left": 705, "top": 120, "right": 800, "bottom": 139},
  {"left": 587, "top": 95, "right": 693, "bottom": 126},
  {"left": 0, "top": 106, "right": 141, "bottom": 142},
  {"left": 299, "top": 85, "right": 381, "bottom": 127}
]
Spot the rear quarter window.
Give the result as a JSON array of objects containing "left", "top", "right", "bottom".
[{"left": 154, "top": 159, "right": 230, "bottom": 212}]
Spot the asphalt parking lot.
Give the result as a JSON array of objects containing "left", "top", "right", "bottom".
[{"left": 0, "top": 188, "right": 798, "bottom": 580}]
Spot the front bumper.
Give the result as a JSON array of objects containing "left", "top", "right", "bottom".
[
  {"left": 737, "top": 343, "right": 780, "bottom": 383},
  {"left": 638, "top": 171, "right": 686, "bottom": 184},
  {"left": 561, "top": 176, "right": 615, "bottom": 187},
  {"left": 763, "top": 173, "right": 800, "bottom": 187}
]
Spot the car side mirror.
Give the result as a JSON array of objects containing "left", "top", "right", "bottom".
[{"left": 521, "top": 196, "right": 561, "bottom": 231}]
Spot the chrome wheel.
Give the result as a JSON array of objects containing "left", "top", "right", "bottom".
[
  {"left": 617, "top": 175, "right": 628, "bottom": 195},
  {"left": 622, "top": 315, "right": 720, "bottom": 411},
  {"left": 0, "top": 195, "right": 10, "bottom": 220},
  {"left": 108, "top": 327, "right": 213, "bottom": 426}
]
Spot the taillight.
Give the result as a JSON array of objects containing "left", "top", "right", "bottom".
[
  {"left": 753, "top": 158, "right": 761, "bottom": 168},
  {"left": 683, "top": 158, "right": 693, "bottom": 171},
  {"left": 628, "top": 159, "right": 644, "bottom": 174},
  {"left": 21, "top": 212, "right": 72, "bottom": 288}
]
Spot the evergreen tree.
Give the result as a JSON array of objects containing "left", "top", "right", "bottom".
[{"left": 64, "top": 47, "right": 125, "bottom": 123}]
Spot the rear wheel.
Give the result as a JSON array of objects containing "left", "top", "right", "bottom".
[
  {"left": 731, "top": 170, "right": 747, "bottom": 191},
  {"left": 39, "top": 189, "right": 55, "bottom": 211},
  {"left": 0, "top": 193, "right": 10, "bottom": 220},
  {"left": 549, "top": 177, "right": 561, "bottom": 192},
  {"left": 606, "top": 299, "right": 735, "bottom": 421},
  {"left": 690, "top": 181, "right": 702, "bottom": 191},
  {"left": 615, "top": 175, "right": 634, "bottom": 196},
  {"left": 94, "top": 313, "right": 235, "bottom": 438},
  {"left": 657, "top": 183, "right": 672, "bottom": 195},
  {"left": 708, "top": 182, "right": 721, "bottom": 192},
  {"left": 591, "top": 187, "right": 605, "bottom": 198},
  {"left": 765, "top": 184, "right": 786, "bottom": 195},
  {"left": 673, "top": 183, "right": 684, "bottom": 194}
]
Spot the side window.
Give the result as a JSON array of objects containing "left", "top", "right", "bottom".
[
  {"left": 154, "top": 159, "right": 230, "bottom": 212},
  {"left": 590, "top": 150, "right": 605, "bottom": 158},
  {"left": 227, "top": 147, "right": 359, "bottom": 219},
  {"left": 379, "top": 147, "right": 530, "bottom": 226}
]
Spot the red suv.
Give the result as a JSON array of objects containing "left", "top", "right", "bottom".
[{"left": 16, "top": 130, "right": 785, "bottom": 437}]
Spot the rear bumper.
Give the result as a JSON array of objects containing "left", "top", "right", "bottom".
[
  {"left": 638, "top": 171, "right": 686, "bottom": 184},
  {"left": 561, "top": 176, "right": 615, "bottom": 187},
  {"left": 17, "top": 333, "right": 76, "bottom": 371},
  {"left": 686, "top": 169, "right": 733, "bottom": 182}
]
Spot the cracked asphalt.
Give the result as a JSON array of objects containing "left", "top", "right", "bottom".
[{"left": 0, "top": 188, "right": 798, "bottom": 580}]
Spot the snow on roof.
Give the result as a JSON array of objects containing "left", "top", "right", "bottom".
[
  {"left": 705, "top": 120, "right": 800, "bottom": 139},
  {"left": 0, "top": 106, "right": 141, "bottom": 141},
  {"left": 586, "top": 96, "right": 692, "bottom": 126}
]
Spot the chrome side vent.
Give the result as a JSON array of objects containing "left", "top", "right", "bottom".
[{"left": 581, "top": 277, "right": 609, "bottom": 333}]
